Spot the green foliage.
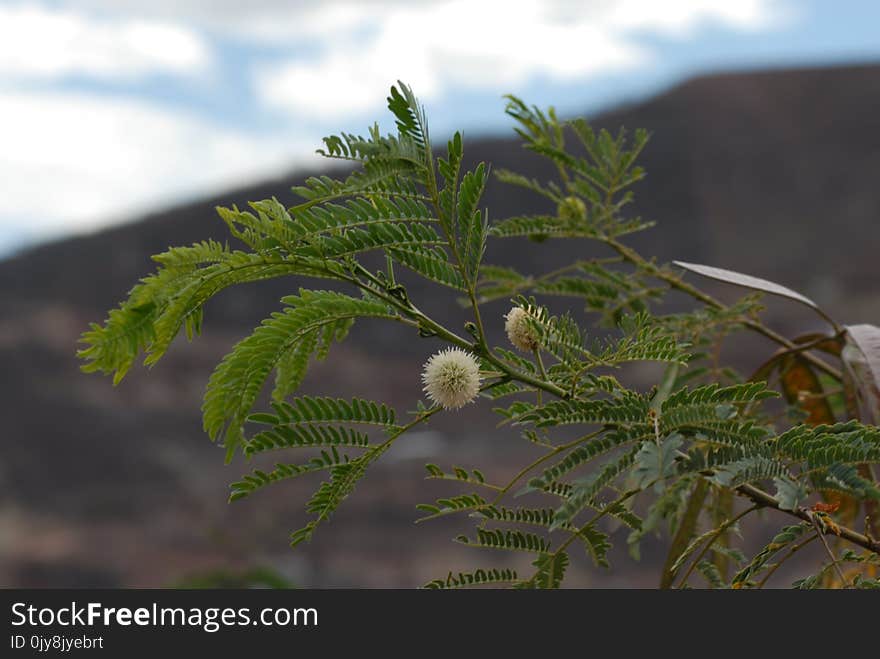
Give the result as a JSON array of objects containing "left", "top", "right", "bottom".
[
  {"left": 229, "top": 447, "right": 353, "bottom": 502},
  {"left": 455, "top": 528, "right": 551, "bottom": 554},
  {"left": 731, "top": 524, "right": 810, "bottom": 588},
  {"left": 203, "top": 289, "right": 399, "bottom": 458},
  {"left": 525, "top": 552, "right": 570, "bottom": 589},
  {"left": 424, "top": 567, "right": 519, "bottom": 589},
  {"left": 250, "top": 396, "right": 397, "bottom": 428},
  {"left": 632, "top": 433, "right": 685, "bottom": 492},
  {"left": 77, "top": 241, "right": 327, "bottom": 383},
  {"left": 80, "top": 81, "right": 880, "bottom": 588},
  {"left": 244, "top": 424, "right": 371, "bottom": 457}
]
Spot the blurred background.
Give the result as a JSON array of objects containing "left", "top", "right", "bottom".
[{"left": 1, "top": 0, "right": 879, "bottom": 587}]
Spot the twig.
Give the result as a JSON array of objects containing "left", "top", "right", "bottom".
[
  {"left": 735, "top": 483, "right": 880, "bottom": 555},
  {"left": 809, "top": 511, "right": 849, "bottom": 586},
  {"left": 676, "top": 505, "right": 760, "bottom": 589},
  {"left": 757, "top": 533, "right": 819, "bottom": 589}
]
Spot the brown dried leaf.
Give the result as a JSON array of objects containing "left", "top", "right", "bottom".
[
  {"left": 779, "top": 355, "right": 836, "bottom": 426},
  {"left": 792, "top": 332, "right": 843, "bottom": 357},
  {"left": 842, "top": 324, "right": 880, "bottom": 425}
]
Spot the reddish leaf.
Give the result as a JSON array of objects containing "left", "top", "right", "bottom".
[
  {"left": 779, "top": 355, "right": 836, "bottom": 427},
  {"left": 750, "top": 332, "right": 842, "bottom": 392}
]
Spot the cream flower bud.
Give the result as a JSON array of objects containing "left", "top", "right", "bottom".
[
  {"left": 421, "top": 348, "right": 481, "bottom": 410},
  {"left": 557, "top": 195, "right": 586, "bottom": 221},
  {"left": 504, "top": 306, "right": 539, "bottom": 352}
]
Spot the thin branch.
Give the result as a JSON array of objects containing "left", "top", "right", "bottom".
[
  {"left": 735, "top": 483, "right": 880, "bottom": 554},
  {"left": 555, "top": 487, "right": 643, "bottom": 556},
  {"left": 484, "top": 429, "right": 605, "bottom": 516},
  {"left": 660, "top": 478, "right": 709, "bottom": 589},
  {"left": 809, "top": 511, "right": 849, "bottom": 586},
  {"left": 676, "top": 504, "right": 760, "bottom": 589},
  {"left": 757, "top": 533, "right": 819, "bottom": 589}
]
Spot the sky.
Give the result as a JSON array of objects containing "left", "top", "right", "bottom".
[{"left": 1, "top": 0, "right": 879, "bottom": 256}]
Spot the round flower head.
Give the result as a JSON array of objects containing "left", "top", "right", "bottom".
[
  {"left": 421, "top": 348, "right": 481, "bottom": 410},
  {"left": 504, "top": 306, "right": 540, "bottom": 352}
]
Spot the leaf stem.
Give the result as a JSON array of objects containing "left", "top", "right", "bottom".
[
  {"left": 555, "top": 487, "right": 643, "bottom": 555},
  {"left": 675, "top": 504, "right": 760, "bottom": 588},
  {"left": 533, "top": 348, "right": 548, "bottom": 406},
  {"left": 660, "top": 478, "right": 709, "bottom": 588},
  {"left": 484, "top": 429, "right": 605, "bottom": 517},
  {"left": 809, "top": 511, "right": 849, "bottom": 586},
  {"left": 756, "top": 533, "right": 818, "bottom": 589}
]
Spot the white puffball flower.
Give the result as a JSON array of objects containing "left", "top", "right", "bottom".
[
  {"left": 421, "top": 347, "right": 482, "bottom": 410},
  {"left": 504, "top": 306, "right": 539, "bottom": 352}
]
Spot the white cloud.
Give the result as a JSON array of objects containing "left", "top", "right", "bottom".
[
  {"left": 252, "top": 0, "right": 795, "bottom": 118},
  {"left": 0, "top": 91, "right": 317, "bottom": 242},
  {"left": 0, "top": 4, "right": 210, "bottom": 79},
  {"left": 27, "top": 0, "right": 793, "bottom": 117},
  {"left": 0, "top": 0, "right": 797, "bottom": 253},
  {"left": 63, "top": 0, "right": 795, "bottom": 48},
  {"left": 604, "top": 0, "right": 790, "bottom": 34},
  {"left": 57, "top": 0, "right": 411, "bottom": 41}
]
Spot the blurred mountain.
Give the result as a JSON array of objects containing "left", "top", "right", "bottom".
[{"left": 2, "top": 63, "right": 879, "bottom": 587}]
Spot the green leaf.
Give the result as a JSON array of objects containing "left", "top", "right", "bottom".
[
  {"left": 696, "top": 560, "right": 725, "bottom": 589},
  {"left": 709, "top": 456, "right": 790, "bottom": 488},
  {"left": 579, "top": 526, "right": 612, "bottom": 568},
  {"left": 455, "top": 528, "right": 550, "bottom": 554},
  {"left": 456, "top": 163, "right": 489, "bottom": 282},
  {"left": 78, "top": 241, "right": 336, "bottom": 381},
  {"left": 415, "top": 493, "right": 486, "bottom": 522},
  {"left": 517, "top": 392, "right": 649, "bottom": 428},
  {"left": 732, "top": 523, "right": 809, "bottom": 587},
  {"left": 386, "top": 81, "right": 429, "bottom": 157},
  {"left": 537, "top": 434, "right": 632, "bottom": 487},
  {"left": 229, "top": 448, "right": 351, "bottom": 501},
  {"left": 527, "top": 552, "right": 569, "bottom": 589},
  {"left": 552, "top": 449, "right": 641, "bottom": 528},
  {"left": 423, "top": 567, "right": 519, "bottom": 589},
  {"left": 202, "top": 290, "right": 397, "bottom": 458},
  {"left": 389, "top": 246, "right": 467, "bottom": 291},
  {"left": 244, "top": 424, "right": 371, "bottom": 457},
  {"left": 632, "top": 433, "right": 685, "bottom": 492},
  {"left": 273, "top": 328, "right": 318, "bottom": 401},
  {"left": 773, "top": 476, "right": 808, "bottom": 511}
]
